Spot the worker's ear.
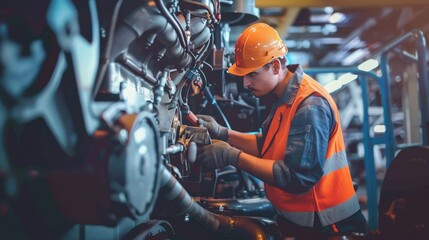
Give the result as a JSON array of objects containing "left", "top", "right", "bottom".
[{"left": 272, "top": 59, "right": 281, "bottom": 74}]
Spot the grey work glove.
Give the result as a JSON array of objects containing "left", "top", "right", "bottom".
[
  {"left": 197, "top": 141, "right": 242, "bottom": 170},
  {"left": 197, "top": 115, "right": 228, "bottom": 141}
]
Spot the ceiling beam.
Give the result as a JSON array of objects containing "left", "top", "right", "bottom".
[
  {"left": 276, "top": 7, "right": 301, "bottom": 38},
  {"left": 256, "top": 0, "right": 429, "bottom": 8}
]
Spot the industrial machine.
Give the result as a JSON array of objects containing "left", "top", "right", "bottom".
[
  {"left": 0, "top": 0, "right": 279, "bottom": 239},
  {"left": 2, "top": 1, "right": 429, "bottom": 240}
]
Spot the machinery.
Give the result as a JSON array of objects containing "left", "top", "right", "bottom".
[
  {"left": 0, "top": 0, "right": 278, "bottom": 239},
  {"left": 378, "top": 146, "right": 429, "bottom": 239},
  {"left": 3, "top": 1, "right": 428, "bottom": 239}
]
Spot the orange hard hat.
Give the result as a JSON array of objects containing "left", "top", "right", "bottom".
[{"left": 228, "top": 23, "right": 288, "bottom": 76}]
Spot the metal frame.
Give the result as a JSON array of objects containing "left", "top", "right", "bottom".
[
  {"left": 378, "top": 30, "right": 429, "bottom": 155},
  {"left": 305, "top": 29, "right": 428, "bottom": 231}
]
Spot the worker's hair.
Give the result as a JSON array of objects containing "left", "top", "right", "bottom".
[{"left": 263, "top": 55, "right": 287, "bottom": 69}]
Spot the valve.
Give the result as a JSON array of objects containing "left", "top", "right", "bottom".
[{"left": 181, "top": 104, "right": 199, "bottom": 126}]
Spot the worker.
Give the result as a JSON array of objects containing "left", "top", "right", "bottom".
[{"left": 196, "top": 23, "right": 367, "bottom": 239}]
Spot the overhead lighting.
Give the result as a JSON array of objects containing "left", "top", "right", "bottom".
[
  {"left": 329, "top": 12, "right": 346, "bottom": 24},
  {"left": 287, "top": 52, "right": 310, "bottom": 66},
  {"left": 342, "top": 48, "right": 370, "bottom": 66},
  {"left": 343, "top": 36, "right": 365, "bottom": 50},
  {"left": 338, "top": 73, "right": 357, "bottom": 85},
  {"left": 373, "top": 125, "right": 386, "bottom": 133},
  {"left": 310, "top": 14, "right": 331, "bottom": 23},
  {"left": 317, "top": 38, "right": 344, "bottom": 44},
  {"left": 358, "top": 59, "right": 379, "bottom": 72},
  {"left": 307, "top": 25, "right": 323, "bottom": 33},
  {"left": 288, "top": 26, "right": 307, "bottom": 34},
  {"left": 285, "top": 40, "right": 297, "bottom": 48},
  {"left": 324, "top": 73, "right": 357, "bottom": 93},
  {"left": 285, "top": 40, "right": 311, "bottom": 49},
  {"left": 301, "top": 40, "right": 311, "bottom": 49},
  {"left": 324, "top": 80, "right": 342, "bottom": 93},
  {"left": 322, "top": 24, "right": 337, "bottom": 35},
  {"left": 324, "top": 7, "right": 334, "bottom": 14}
]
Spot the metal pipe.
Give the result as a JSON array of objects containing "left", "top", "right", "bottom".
[
  {"left": 154, "top": 69, "right": 169, "bottom": 106},
  {"left": 413, "top": 30, "right": 429, "bottom": 145},
  {"left": 359, "top": 75, "right": 379, "bottom": 232},
  {"left": 379, "top": 54, "right": 395, "bottom": 169},
  {"left": 157, "top": 166, "right": 220, "bottom": 230},
  {"left": 154, "top": 0, "right": 187, "bottom": 49},
  {"left": 111, "top": 6, "right": 166, "bottom": 59},
  {"left": 154, "top": 166, "right": 276, "bottom": 239},
  {"left": 113, "top": 4, "right": 193, "bottom": 69},
  {"left": 377, "top": 29, "right": 429, "bottom": 157},
  {"left": 165, "top": 143, "right": 184, "bottom": 154},
  {"left": 120, "top": 54, "right": 158, "bottom": 86}
]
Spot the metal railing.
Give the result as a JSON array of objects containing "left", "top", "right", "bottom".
[{"left": 304, "top": 28, "right": 428, "bottom": 231}]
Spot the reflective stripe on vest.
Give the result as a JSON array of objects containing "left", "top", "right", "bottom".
[
  {"left": 278, "top": 194, "right": 360, "bottom": 227},
  {"left": 324, "top": 150, "right": 348, "bottom": 176},
  {"left": 263, "top": 75, "right": 360, "bottom": 227}
]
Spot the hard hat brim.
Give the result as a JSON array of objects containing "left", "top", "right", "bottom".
[{"left": 227, "top": 63, "right": 261, "bottom": 77}]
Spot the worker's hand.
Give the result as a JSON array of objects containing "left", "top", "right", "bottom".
[
  {"left": 197, "top": 115, "right": 228, "bottom": 141},
  {"left": 197, "top": 141, "right": 241, "bottom": 170}
]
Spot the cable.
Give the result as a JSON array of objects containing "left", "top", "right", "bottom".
[
  {"left": 197, "top": 68, "right": 208, "bottom": 89},
  {"left": 203, "top": 61, "right": 213, "bottom": 71},
  {"left": 195, "top": 33, "right": 214, "bottom": 68}
]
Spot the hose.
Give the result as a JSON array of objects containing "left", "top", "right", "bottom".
[
  {"left": 112, "top": 4, "right": 193, "bottom": 68},
  {"left": 154, "top": 0, "right": 187, "bottom": 49},
  {"left": 153, "top": 166, "right": 279, "bottom": 239}
]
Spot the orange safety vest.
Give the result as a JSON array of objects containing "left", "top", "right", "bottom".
[{"left": 262, "top": 74, "right": 360, "bottom": 227}]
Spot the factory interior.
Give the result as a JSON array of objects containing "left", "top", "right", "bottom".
[{"left": 1, "top": 0, "right": 429, "bottom": 239}]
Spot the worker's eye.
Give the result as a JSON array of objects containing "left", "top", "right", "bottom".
[{"left": 248, "top": 72, "right": 257, "bottom": 77}]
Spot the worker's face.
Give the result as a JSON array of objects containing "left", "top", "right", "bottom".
[{"left": 243, "top": 63, "right": 278, "bottom": 97}]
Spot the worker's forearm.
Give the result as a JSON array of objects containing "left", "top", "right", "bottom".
[
  {"left": 237, "top": 152, "right": 276, "bottom": 186},
  {"left": 227, "top": 130, "right": 260, "bottom": 156}
]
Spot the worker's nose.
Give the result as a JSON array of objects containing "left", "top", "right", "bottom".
[{"left": 243, "top": 76, "right": 251, "bottom": 89}]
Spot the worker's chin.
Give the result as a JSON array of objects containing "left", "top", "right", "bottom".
[{"left": 252, "top": 91, "right": 262, "bottom": 97}]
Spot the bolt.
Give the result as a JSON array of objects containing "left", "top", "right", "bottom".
[{"left": 219, "top": 205, "right": 224, "bottom": 212}]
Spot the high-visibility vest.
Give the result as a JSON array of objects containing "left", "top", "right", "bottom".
[{"left": 262, "top": 74, "right": 360, "bottom": 227}]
